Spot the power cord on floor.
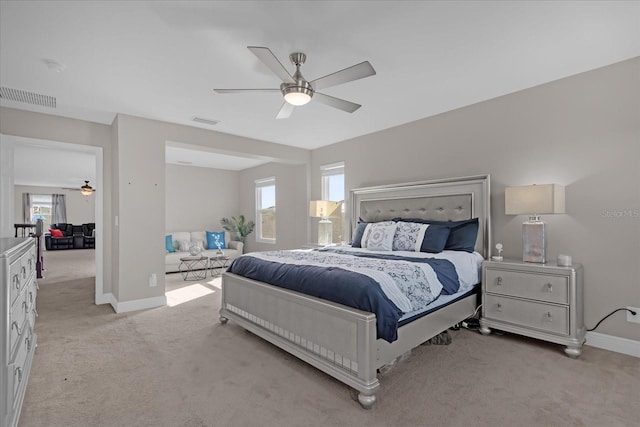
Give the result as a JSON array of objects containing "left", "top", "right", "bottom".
[{"left": 587, "top": 307, "right": 637, "bottom": 332}]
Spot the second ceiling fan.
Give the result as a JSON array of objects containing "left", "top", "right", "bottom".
[{"left": 214, "top": 46, "right": 376, "bottom": 119}]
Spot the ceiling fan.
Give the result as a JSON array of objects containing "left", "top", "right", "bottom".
[
  {"left": 64, "top": 180, "right": 96, "bottom": 195},
  {"left": 80, "top": 180, "right": 96, "bottom": 196},
  {"left": 214, "top": 46, "right": 376, "bottom": 119}
]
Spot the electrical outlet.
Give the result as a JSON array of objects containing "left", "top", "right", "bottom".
[
  {"left": 149, "top": 273, "right": 157, "bottom": 287},
  {"left": 628, "top": 306, "right": 640, "bottom": 323}
]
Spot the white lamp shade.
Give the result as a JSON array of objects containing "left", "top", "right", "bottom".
[
  {"left": 309, "top": 200, "right": 339, "bottom": 218},
  {"left": 505, "top": 184, "right": 565, "bottom": 215}
]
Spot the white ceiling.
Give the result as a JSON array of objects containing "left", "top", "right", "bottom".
[
  {"left": 12, "top": 137, "right": 97, "bottom": 189},
  {"left": 2, "top": 1, "right": 639, "bottom": 182}
]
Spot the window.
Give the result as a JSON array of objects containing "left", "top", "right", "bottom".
[
  {"left": 30, "top": 194, "right": 53, "bottom": 230},
  {"left": 321, "top": 162, "right": 345, "bottom": 244},
  {"left": 255, "top": 177, "right": 276, "bottom": 243}
]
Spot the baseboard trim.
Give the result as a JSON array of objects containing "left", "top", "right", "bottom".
[
  {"left": 95, "top": 292, "right": 112, "bottom": 305},
  {"left": 585, "top": 331, "right": 640, "bottom": 358},
  {"left": 112, "top": 295, "right": 167, "bottom": 314}
]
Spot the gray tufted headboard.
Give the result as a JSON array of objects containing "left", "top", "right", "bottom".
[{"left": 350, "top": 175, "right": 491, "bottom": 258}]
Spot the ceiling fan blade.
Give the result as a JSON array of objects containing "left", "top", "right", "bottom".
[
  {"left": 214, "top": 88, "right": 280, "bottom": 94},
  {"left": 313, "top": 92, "right": 361, "bottom": 113},
  {"left": 276, "top": 102, "right": 295, "bottom": 119},
  {"left": 248, "top": 46, "right": 295, "bottom": 84},
  {"left": 310, "top": 61, "right": 376, "bottom": 91}
]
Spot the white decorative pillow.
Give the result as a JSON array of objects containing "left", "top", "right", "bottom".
[
  {"left": 365, "top": 222, "right": 397, "bottom": 251},
  {"left": 393, "top": 221, "right": 429, "bottom": 251},
  {"left": 192, "top": 239, "right": 205, "bottom": 250},
  {"left": 177, "top": 240, "right": 190, "bottom": 252}
]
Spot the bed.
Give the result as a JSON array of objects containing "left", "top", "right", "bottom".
[{"left": 219, "top": 175, "right": 491, "bottom": 408}]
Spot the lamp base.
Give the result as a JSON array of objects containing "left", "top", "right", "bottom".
[
  {"left": 522, "top": 219, "right": 546, "bottom": 263},
  {"left": 318, "top": 219, "right": 333, "bottom": 246}
]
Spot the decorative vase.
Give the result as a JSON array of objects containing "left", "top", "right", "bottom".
[{"left": 189, "top": 243, "right": 202, "bottom": 256}]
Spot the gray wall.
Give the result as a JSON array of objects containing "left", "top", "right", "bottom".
[
  {"left": 307, "top": 57, "right": 640, "bottom": 341},
  {"left": 239, "top": 162, "right": 309, "bottom": 253},
  {"left": 165, "top": 163, "right": 240, "bottom": 232}
]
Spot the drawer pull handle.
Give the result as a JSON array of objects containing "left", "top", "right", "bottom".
[
  {"left": 13, "top": 274, "right": 20, "bottom": 289},
  {"left": 21, "top": 265, "right": 27, "bottom": 278},
  {"left": 23, "top": 301, "right": 29, "bottom": 314},
  {"left": 15, "top": 367, "right": 23, "bottom": 384},
  {"left": 546, "top": 283, "right": 553, "bottom": 292},
  {"left": 496, "top": 276, "right": 503, "bottom": 286},
  {"left": 29, "top": 291, "right": 34, "bottom": 303},
  {"left": 36, "top": 280, "right": 40, "bottom": 290},
  {"left": 26, "top": 336, "right": 31, "bottom": 351},
  {"left": 33, "top": 308, "right": 39, "bottom": 318},
  {"left": 11, "top": 321, "right": 22, "bottom": 335},
  {"left": 545, "top": 312, "right": 553, "bottom": 322},
  {"left": 496, "top": 303, "right": 502, "bottom": 312}
]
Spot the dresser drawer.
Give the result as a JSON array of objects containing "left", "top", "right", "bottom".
[
  {"left": 9, "top": 288, "right": 29, "bottom": 357},
  {"left": 9, "top": 257, "right": 24, "bottom": 306},
  {"left": 485, "top": 268, "right": 569, "bottom": 304},
  {"left": 23, "top": 246, "right": 36, "bottom": 281},
  {"left": 484, "top": 294, "right": 569, "bottom": 336},
  {"left": 27, "top": 280, "right": 38, "bottom": 316},
  {"left": 9, "top": 328, "right": 33, "bottom": 411}
]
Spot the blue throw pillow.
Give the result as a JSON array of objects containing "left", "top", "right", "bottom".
[
  {"left": 206, "top": 231, "right": 226, "bottom": 250},
  {"left": 350, "top": 220, "right": 369, "bottom": 248},
  {"left": 165, "top": 235, "right": 175, "bottom": 253},
  {"left": 419, "top": 224, "right": 451, "bottom": 253},
  {"left": 443, "top": 218, "right": 479, "bottom": 252},
  {"left": 392, "top": 217, "right": 479, "bottom": 252}
]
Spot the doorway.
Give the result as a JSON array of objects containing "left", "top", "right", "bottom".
[{"left": 10, "top": 136, "right": 105, "bottom": 304}]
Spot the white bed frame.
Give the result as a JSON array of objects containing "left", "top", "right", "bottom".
[{"left": 219, "top": 175, "right": 491, "bottom": 408}]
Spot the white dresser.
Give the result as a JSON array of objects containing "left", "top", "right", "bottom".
[
  {"left": 479, "top": 259, "right": 585, "bottom": 358},
  {"left": 1, "top": 238, "right": 38, "bottom": 427}
]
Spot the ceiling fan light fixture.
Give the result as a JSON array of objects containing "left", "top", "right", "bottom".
[
  {"left": 284, "top": 90, "right": 311, "bottom": 106},
  {"left": 80, "top": 180, "right": 94, "bottom": 196},
  {"left": 281, "top": 80, "right": 313, "bottom": 106}
]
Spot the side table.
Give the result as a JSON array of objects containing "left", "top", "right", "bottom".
[
  {"left": 210, "top": 256, "right": 230, "bottom": 277},
  {"left": 179, "top": 256, "right": 209, "bottom": 281},
  {"left": 479, "top": 259, "right": 585, "bottom": 358}
]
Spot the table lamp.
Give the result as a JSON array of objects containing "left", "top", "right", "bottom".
[
  {"left": 505, "top": 184, "right": 565, "bottom": 263},
  {"left": 309, "top": 200, "right": 339, "bottom": 246}
]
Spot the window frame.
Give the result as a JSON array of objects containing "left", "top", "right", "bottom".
[
  {"left": 30, "top": 194, "right": 53, "bottom": 231},
  {"left": 320, "top": 162, "right": 345, "bottom": 244},
  {"left": 255, "top": 177, "right": 276, "bottom": 244}
]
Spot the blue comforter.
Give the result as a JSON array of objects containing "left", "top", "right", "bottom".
[{"left": 226, "top": 248, "right": 460, "bottom": 342}]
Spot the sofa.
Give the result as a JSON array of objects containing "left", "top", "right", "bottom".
[
  {"left": 165, "top": 230, "right": 243, "bottom": 273},
  {"left": 45, "top": 223, "right": 96, "bottom": 250}
]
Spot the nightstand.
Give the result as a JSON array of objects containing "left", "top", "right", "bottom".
[{"left": 479, "top": 259, "right": 585, "bottom": 358}]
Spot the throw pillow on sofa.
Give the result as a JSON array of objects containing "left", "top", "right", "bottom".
[
  {"left": 176, "top": 240, "right": 190, "bottom": 252},
  {"left": 50, "top": 229, "right": 64, "bottom": 238},
  {"left": 165, "top": 235, "right": 175, "bottom": 253},
  {"left": 206, "top": 231, "right": 226, "bottom": 250}
]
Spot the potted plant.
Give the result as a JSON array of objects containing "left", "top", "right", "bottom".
[{"left": 220, "top": 215, "right": 255, "bottom": 244}]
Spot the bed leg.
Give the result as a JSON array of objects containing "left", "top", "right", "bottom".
[
  {"left": 219, "top": 315, "right": 228, "bottom": 324},
  {"left": 358, "top": 392, "right": 376, "bottom": 409}
]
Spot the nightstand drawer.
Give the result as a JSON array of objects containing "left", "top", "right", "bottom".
[
  {"left": 484, "top": 295, "right": 569, "bottom": 336},
  {"left": 485, "top": 268, "right": 569, "bottom": 304}
]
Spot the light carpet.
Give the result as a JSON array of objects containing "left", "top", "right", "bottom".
[{"left": 18, "top": 250, "right": 639, "bottom": 427}]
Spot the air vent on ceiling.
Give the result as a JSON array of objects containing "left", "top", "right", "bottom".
[
  {"left": 0, "top": 87, "right": 56, "bottom": 108},
  {"left": 192, "top": 117, "right": 219, "bottom": 126}
]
